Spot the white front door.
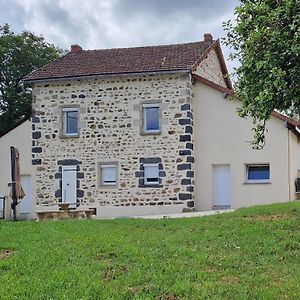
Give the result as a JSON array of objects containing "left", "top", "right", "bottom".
[
  {"left": 62, "top": 165, "right": 77, "bottom": 208},
  {"left": 20, "top": 175, "right": 32, "bottom": 214},
  {"left": 212, "top": 164, "right": 231, "bottom": 209}
]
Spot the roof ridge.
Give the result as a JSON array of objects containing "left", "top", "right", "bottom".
[{"left": 80, "top": 40, "right": 211, "bottom": 52}]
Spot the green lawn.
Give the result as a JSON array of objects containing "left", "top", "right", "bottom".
[{"left": 1, "top": 202, "right": 300, "bottom": 300}]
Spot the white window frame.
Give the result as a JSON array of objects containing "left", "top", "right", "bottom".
[
  {"left": 144, "top": 163, "right": 160, "bottom": 185},
  {"left": 245, "top": 164, "right": 270, "bottom": 184},
  {"left": 63, "top": 107, "right": 79, "bottom": 136},
  {"left": 143, "top": 104, "right": 160, "bottom": 134},
  {"left": 100, "top": 164, "right": 117, "bottom": 186}
]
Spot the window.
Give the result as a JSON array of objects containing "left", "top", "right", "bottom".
[
  {"left": 100, "top": 164, "right": 117, "bottom": 186},
  {"left": 144, "top": 164, "right": 159, "bottom": 185},
  {"left": 63, "top": 108, "right": 79, "bottom": 136},
  {"left": 295, "top": 178, "right": 300, "bottom": 193},
  {"left": 143, "top": 104, "right": 160, "bottom": 133},
  {"left": 246, "top": 164, "right": 270, "bottom": 183}
]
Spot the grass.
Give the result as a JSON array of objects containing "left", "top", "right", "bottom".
[{"left": 0, "top": 202, "right": 300, "bottom": 300}]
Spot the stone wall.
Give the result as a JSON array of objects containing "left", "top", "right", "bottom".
[
  {"left": 195, "top": 48, "right": 227, "bottom": 88},
  {"left": 32, "top": 73, "right": 195, "bottom": 211}
]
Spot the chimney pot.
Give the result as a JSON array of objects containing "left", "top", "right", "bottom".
[
  {"left": 204, "top": 33, "right": 213, "bottom": 42},
  {"left": 70, "top": 44, "right": 82, "bottom": 53}
]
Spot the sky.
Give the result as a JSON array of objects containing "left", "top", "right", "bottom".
[{"left": 0, "top": 0, "right": 239, "bottom": 73}]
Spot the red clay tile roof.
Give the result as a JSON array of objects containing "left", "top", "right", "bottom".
[{"left": 23, "top": 41, "right": 214, "bottom": 82}]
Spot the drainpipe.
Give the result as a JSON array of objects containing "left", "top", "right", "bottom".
[
  {"left": 287, "top": 124, "right": 291, "bottom": 201},
  {"left": 10, "top": 146, "right": 17, "bottom": 220}
]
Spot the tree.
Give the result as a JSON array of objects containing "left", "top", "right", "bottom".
[
  {"left": 0, "top": 24, "right": 65, "bottom": 136},
  {"left": 223, "top": 0, "right": 300, "bottom": 148}
]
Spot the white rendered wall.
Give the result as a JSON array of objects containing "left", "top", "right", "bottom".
[
  {"left": 0, "top": 120, "right": 36, "bottom": 219},
  {"left": 193, "top": 82, "right": 298, "bottom": 210}
]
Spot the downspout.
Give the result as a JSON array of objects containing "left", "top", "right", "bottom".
[
  {"left": 287, "top": 125, "right": 291, "bottom": 201},
  {"left": 10, "top": 146, "right": 17, "bottom": 220}
]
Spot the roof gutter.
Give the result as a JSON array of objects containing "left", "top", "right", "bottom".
[{"left": 22, "top": 69, "right": 190, "bottom": 84}]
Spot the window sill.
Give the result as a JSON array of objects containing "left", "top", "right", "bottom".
[
  {"left": 243, "top": 181, "right": 271, "bottom": 185},
  {"left": 138, "top": 184, "right": 163, "bottom": 188},
  {"left": 140, "top": 131, "right": 161, "bottom": 136},
  {"left": 60, "top": 134, "right": 80, "bottom": 139},
  {"left": 98, "top": 185, "right": 118, "bottom": 190}
]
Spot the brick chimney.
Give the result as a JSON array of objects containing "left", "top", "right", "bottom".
[
  {"left": 204, "top": 33, "right": 213, "bottom": 42},
  {"left": 70, "top": 44, "right": 82, "bottom": 54}
]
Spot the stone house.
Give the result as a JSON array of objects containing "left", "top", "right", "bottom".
[{"left": 16, "top": 33, "right": 300, "bottom": 218}]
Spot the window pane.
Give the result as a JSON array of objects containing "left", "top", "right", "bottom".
[
  {"left": 145, "top": 107, "right": 159, "bottom": 131},
  {"left": 248, "top": 165, "right": 269, "bottom": 180},
  {"left": 66, "top": 111, "right": 78, "bottom": 134},
  {"left": 101, "top": 166, "right": 117, "bottom": 184},
  {"left": 144, "top": 165, "right": 159, "bottom": 178},
  {"left": 144, "top": 164, "right": 159, "bottom": 184}
]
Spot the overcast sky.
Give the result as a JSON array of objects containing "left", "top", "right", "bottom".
[{"left": 0, "top": 0, "right": 239, "bottom": 73}]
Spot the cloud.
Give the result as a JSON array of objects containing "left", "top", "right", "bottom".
[
  {"left": 0, "top": 0, "right": 26, "bottom": 33},
  {"left": 1, "top": 0, "right": 239, "bottom": 73},
  {"left": 114, "top": 0, "right": 235, "bottom": 22}
]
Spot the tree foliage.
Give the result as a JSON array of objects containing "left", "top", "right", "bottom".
[
  {"left": 0, "top": 24, "right": 64, "bottom": 136},
  {"left": 223, "top": 0, "right": 300, "bottom": 148}
]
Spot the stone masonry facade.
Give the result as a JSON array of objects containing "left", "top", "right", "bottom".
[{"left": 32, "top": 73, "right": 195, "bottom": 209}]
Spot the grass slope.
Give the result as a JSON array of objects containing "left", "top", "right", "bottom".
[{"left": 0, "top": 202, "right": 300, "bottom": 299}]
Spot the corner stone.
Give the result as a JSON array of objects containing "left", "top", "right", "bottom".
[{"left": 179, "top": 193, "right": 192, "bottom": 200}]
